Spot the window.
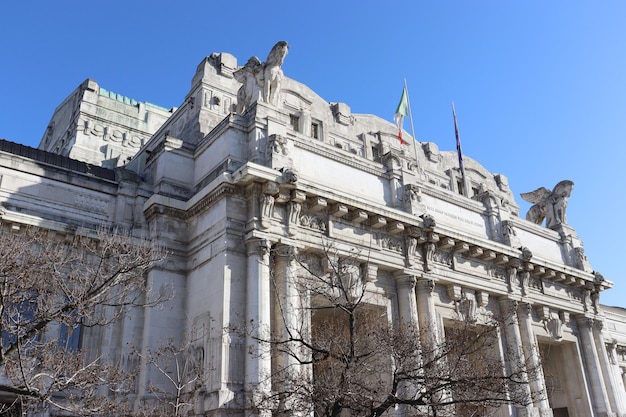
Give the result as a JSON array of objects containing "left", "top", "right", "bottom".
[
  {"left": 290, "top": 114, "right": 300, "bottom": 132},
  {"left": 311, "top": 122, "right": 319, "bottom": 139},
  {"left": 457, "top": 179, "right": 464, "bottom": 195},
  {"left": 371, "top": 146, "right": 381, "bottom": 162}
]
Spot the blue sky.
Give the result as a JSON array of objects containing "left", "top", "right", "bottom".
[{"left": 1, "top": 1, "right": 625, "bottom": 305}]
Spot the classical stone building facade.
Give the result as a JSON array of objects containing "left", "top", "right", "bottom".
[{"left": 1, "top": 42, "right": 625, "bottom": 416}]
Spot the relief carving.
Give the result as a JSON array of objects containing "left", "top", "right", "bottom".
[
  {"left": 422, "top": 242, "right": 436, "bottom": 272},
  {"left": 403, "top": 184, "right": 425, "bottom": 215},
  {"left": 519, "top": 270, "right": 530, "bottom": 297},
  {"left": 259, "top": 193, "right": 275, "bottom": 230},
  {"left": 299, "top": 214, "right": 326, "bottom": 233},
  {"left": 573, "top": 246, "right": 593, "bottom": 272},
  {"left": 381, "top": 237, "right": 403, "bottom": 253},
  {"left": 268, "top": 134, "right": 289, "bottom": 156},
  {"left": 405, "top": 236, "right": 417, "bottom": 267},
  {"left": 287, "top": 201, "right": 301, "bottom": 236},
  {"left": 501, "top": 220, "right": 521, "bottom": 247}
]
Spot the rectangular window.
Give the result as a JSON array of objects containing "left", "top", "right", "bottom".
[
  {"left": 457, "top": 179, "right": 464, "bottom": 195},
  {"left": 290, "top": 114, "right": 300, "bottom": 132},
  {"left": 311, "top": 122, "right": 319, "bottom": 139},
  {"left": 371, "top": 146, "right": 381, "bottom": 162}
]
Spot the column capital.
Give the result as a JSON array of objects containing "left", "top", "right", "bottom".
[
  {"left": 273, "top": 243, "right": 297, "bottom": 259},
  {"left": 393, "top": 272, "right": 417, "bottom": 289},
  {"left": 246, "top": 238, "right": 272, "bottom": 257},
  {"left": 416, "top": 277, "right": 435, "bottom": 294}
]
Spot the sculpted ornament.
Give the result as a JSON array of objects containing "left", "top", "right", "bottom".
[
  {"left": 421, "top": 214, "right": 436, "bottom": 230},
  {"left": 259, "top": 193, "right": 275, "bottom": 230},
  {"left": 233, "top": 57, "right": 263, "bottom": 114},
  {"left": 268, "top": 134, "right": 289, "bottom": 156},
  {"left": 521, "top": 180, "right": 574, "bottom": 229},
  {"left": 423, "top": 242, "right": 436, "bottom": 272},
  {"left": 233, "top": 41, "right": 289, "bottom": 113},
  {"left": 281, "top": 167, "right": 298, "bottom": 183},
  {"left": 263, "top": 41, "right": 289, "bottom": 106},
  {"left": 501, "top": 220, "right": 521, "bottom": 247}
]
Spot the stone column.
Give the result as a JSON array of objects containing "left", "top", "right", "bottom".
[
  {"left": 499, "top": 299, "right": 533, "bottom": 417},
  {"left": 416, "top": 277, "right": 452, "bottom": 414},
  {"left": 395, "top": 273, "right": 420, "bottom": 333},
  {"left": 517, "top": 303, "right": 552, "bottom": 416},
  {"left": 245, "top": 239, "right": 272, "bottom": 417},
  {"left": 593, "top": 321, "right": 626, "bottom": 416},
  {"left": 273, "top": 244, "right": 307, "bottom": 415},
  {"left": 394, "top": 273, "right": 420, "bottom": 417},
  {"left": 416, "top": 278, "right": 439, "bottom": 347},
  {"left": 576, "top": 316, "right": 614, "bottom": 417}
]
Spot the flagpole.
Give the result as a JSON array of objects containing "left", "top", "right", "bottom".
[
  {"left": 452, "top": 101, "right": 468, "bottom": 195},
  {"left": 403, "top": 78, "right": 419, "bottom": 166}
]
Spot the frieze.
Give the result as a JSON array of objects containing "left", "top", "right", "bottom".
[
  {"left": 299, "top": 214, "right": 327, "bottom": 233},
  {"left": 381, "top": 236, "right": 403, "bottom": 253},
  {"left": 432, "top": 249, "right": 452, "bottom": 267}
]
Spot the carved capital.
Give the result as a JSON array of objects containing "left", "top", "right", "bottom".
[
  {"left": 246, "top": 239, "right": 271, "bottom": 258},
  {"left": 274, "top": 244, "right": 297, "bottom": 260},
  {"left": 395, "top": 274, "right": 417, "bottom": 290}
]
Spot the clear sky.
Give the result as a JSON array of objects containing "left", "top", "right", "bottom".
[{"left": 1, "top": 1, "right": 625, "bottom": 305}]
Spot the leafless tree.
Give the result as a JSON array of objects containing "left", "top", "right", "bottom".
[
  {"left": 249, "top": 241, "right": 543, "bottom": 417},
  {"left": 0, "top": 225, "right": 166, "bottom": 415},
  {"left": 130, "top": 332, "right": 207, "bottom": 417}
]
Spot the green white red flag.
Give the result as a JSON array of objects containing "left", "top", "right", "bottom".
[{"left": 394, "top": 88, "right": 409, "bottom": 145}]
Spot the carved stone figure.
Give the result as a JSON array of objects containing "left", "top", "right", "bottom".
[
  {"left": 519, "top": 270, "right": 530, "bottom": 296},
  {"left": 574, "top": 246, "right": 592, "bottom": 272},
  {"left": 456, "top": 289, "right": 477, "bottom": 323},
  {"left": 233, "top": 56, "right": 263, "bottom": 114},
  {"left": 403, "top": 184, "right": 425, "bottom": 215},
  {"left": 281, "top": 168, "right": 298, "bottom": 184},
  {"left": 521, "top": 180, "right": 574, "bottom": 229},
  {"left": 233, "top": 41, "right": 289, "bottom": 113},
  {"left": 423, "top": 242, "right": 436, "bottom": 272},
  {"left": 405, "top": 237, "right": 417, "bottom": 267},
  {"left": 268, "top": 134, "right": 289, "bottom": 156},
  {"left": 259, "top": 193, "right": 275, "bottom": 230},
  {"left": 421, "top": 214, "right": 436, "bottom": 230},
  {"left": 501, "top": 220, "right": 521, "bottom": 247},
  {"left": 263, "top": 41, "right": 289, "bottom": 106}
]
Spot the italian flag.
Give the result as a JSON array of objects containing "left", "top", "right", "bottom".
[{"left": 394, "top": 88, "right": 408, "bottom": 145}]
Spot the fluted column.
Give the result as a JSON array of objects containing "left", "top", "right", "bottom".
[
  {"left": 499, "top": 299, "right": 533, "bottom": 416},
  {"left": 245, "top": 239, "right": 272, "bottom": 417},
  {"left": 593, "top": 320, "right": 626, "bottom": 417},
  {"left": 517, "top": 303, "right": 552, "bottom": 416},
  {"left": 576, "top": 316, "right": 614, "bottom": 417}
]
